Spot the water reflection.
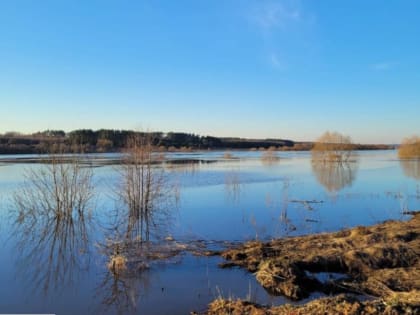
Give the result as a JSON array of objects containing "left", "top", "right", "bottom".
[
  {"left": 248, "top": 180, "right": 297, "bottom": 239},
  {"left": 166, "top": 160, "right": 199, "bottom": 174},
  {"left": 224, "top": 168, "right": 242, "bottom": 203},
  {"left": 10, "top": 159, "right": 95, "bottom": 294},
  {"left": 11, "top": 190, "right": 93, "bottom": 293},
  {"left": 311, "top": 154, "right": 359, "bottom": 193},
  {"left": 274, "top": 180, "right": 296, "bottom": 237},
  {"left": 97, "top": 268, "right": 150, "bottom": 315},
  {"left": 399, "top": 159, "right": 420, "bottom": 180},
  {"left": 260, "top": 150, "right": 281, "bottom": 166}
]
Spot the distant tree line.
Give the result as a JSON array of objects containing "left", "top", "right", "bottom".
[
  {"left": 0, "top": 128, "right": 394, "bottom": 155},
  {"left": 0, "top": 129, "right": 296, "bottom": 154}
]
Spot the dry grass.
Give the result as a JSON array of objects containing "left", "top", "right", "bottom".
[
  {"left": 213, "top": 212, "right": 420, "bottom": 313},
  {"left": 207, "top": 298, "right": 266, "bottom": 315},
  {"left": 108, "top": 254, "right": 127, "bottom": 274},
  {"left": 207, "top": 293, "right": 420, "bottom": 315}
]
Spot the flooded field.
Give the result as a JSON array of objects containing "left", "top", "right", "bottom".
[{"left": 0, "top": 150, "right": 418, "bottom": 314}]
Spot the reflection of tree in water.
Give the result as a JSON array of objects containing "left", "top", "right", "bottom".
[
  {"left": 258, "top": 180, "right": 297, "bottom": 238},
  {"left": 224, "top": 168, "right": 242, "bottom": 203},
  {"left": 100, "top": 134, "right": 179, "bottom": 313},
  {"left": 399, "top": 159, "right": 420, "bottom": 180},
  {"left": 11, "top": 156, "right": 95, "bottom": 293},
  {"left": 311, "top": 131, "right": 359, "bottom": 193},
  {"left": 97, "top": 267, "right": 151, "bottom": 315},
  {"left": 164, "top": 159, "right": 200, "bottom": 174},
  {"left": 276, "top": 180, "right": 296, "bottom": 237},
  {"left": 12, "top": 207, "right": 92, "bottom": 293},
  {"left": 311, "top": 157, "right": 359, "bottom": 193},
  {"left": 260, "top": 150, "right": 281, "bottom": 166}
]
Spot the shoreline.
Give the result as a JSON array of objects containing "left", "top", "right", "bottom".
[
  {"left": 0, "top": 146, "right": 396, "bottom": 156},
  {"left": 203, "top": 212, "right": 420, "bottom": 314}
]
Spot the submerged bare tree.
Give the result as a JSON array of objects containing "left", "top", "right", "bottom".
[
  {"left": 11, "top": 146, "right": 95, "bottom": 293},
  {"left": 311, "top": 131, "right": 359, "bottom": 193},
  {"left": 312, "top": 131, "right": 355, "bottom": 162},
  {"left": 114, "top": 133, "right": 178, "bottom": 244},
  {"left": 106, "top": 134, "right": 179, "bottom": 278}
]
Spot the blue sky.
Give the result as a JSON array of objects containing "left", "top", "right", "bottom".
[{"left": 0, "top": 0, "right": 419, "bottom": 143}]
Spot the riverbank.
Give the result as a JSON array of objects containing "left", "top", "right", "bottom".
[
  {"left": 204, "top": 211, "right": 420, "bottom": 314},
  {"left": 0, "top": 130, "right": 394, "bottom": 154}
]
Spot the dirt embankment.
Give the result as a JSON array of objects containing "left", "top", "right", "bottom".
[{"left": 206, "top": 212, "right": 420, "bottom": 314}]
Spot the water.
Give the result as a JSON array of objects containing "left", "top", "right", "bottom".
[{"left": 0, "top": 150, "right": 418, "bottom": 314}]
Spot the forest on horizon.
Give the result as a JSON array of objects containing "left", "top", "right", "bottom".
[{"left": 0, "top": 129, "right": 393, "bottom": 154}]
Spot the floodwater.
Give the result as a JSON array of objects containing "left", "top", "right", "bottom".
[{"left": 0, "top": 150, "right": 418, "bottom": 314}]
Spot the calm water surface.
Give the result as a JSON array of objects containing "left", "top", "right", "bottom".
[{"left": 0, "top": 150, "right": 418, "bottom": 314}]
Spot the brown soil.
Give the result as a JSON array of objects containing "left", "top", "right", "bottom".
[{"left": 206, "top": 212, "right": 420, "bottom": 314}]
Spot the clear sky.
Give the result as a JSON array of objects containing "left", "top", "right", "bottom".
[{"left": 0, "top": 0, "right": 419, "bottom": 144}]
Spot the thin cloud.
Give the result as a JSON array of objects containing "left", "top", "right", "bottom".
[
  {"left": 250, "top": 0, "right": 302, "bottom": 31},
  {"left": 245, "top": 0, "right": 315, "bottom": 71},
  {"left": 372, "top": 62, "right": 397, "bottom": 71},
  {"left": 269, "top": 53, "right": 286, "bottom": 70}
]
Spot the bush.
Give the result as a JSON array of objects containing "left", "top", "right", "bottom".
[
  {"left": 398, "top": 136, "right": 420, "bottom": 159},
  {"left": 312, "top": 131, "right": 354, "bottom": 162}
]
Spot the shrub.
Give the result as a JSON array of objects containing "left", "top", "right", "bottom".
[
  {"left": 398, "top": 136, "right": 420, "bottom": 159},
  {"left": 312, "top": 131, "right": 354, "bottom": 162}
]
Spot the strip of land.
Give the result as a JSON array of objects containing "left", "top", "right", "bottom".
[
  {"left": 204, "top": 212, "right": 420, "bottom": 314},
  {"left": 0, "top": 129, "right": 393, "bottom": 154}
]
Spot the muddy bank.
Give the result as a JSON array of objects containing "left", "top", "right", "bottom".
[{"left": 205, "top": 212, "right": 420, "bottom": 314}]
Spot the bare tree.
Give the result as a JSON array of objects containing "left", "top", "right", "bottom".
[
  {"left": 14, "top": 149, "right": 94, "bottom": 220},
  {"left": 311, "top": 131, "right": 359, "bottom": 193},
  {"left": 11, "top": 146, "right": 95, "bottom": 293},
  {"left": 115, "top": 133, "right": 177, "bottom": 243},
  {"left": 106, "top": 133, "right": 179, "bottom": 276}
]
